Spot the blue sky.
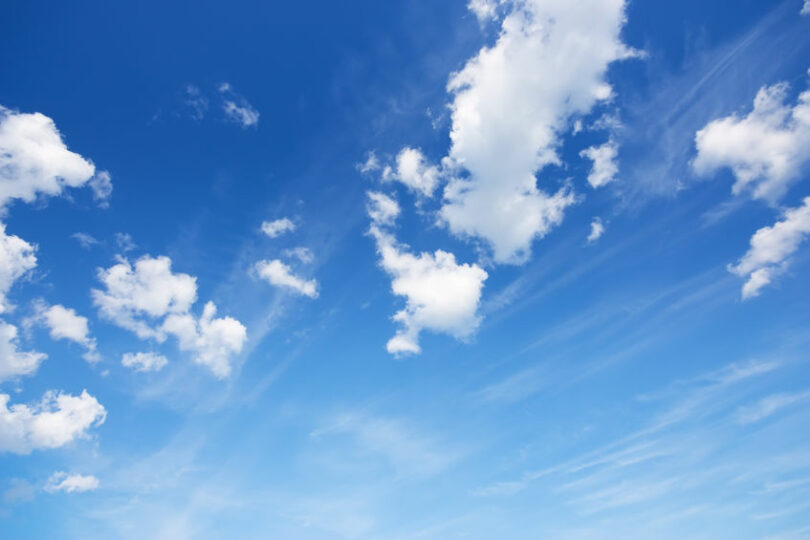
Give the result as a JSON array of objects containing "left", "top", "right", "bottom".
[{"left": 2, "top": 0, "right": 810, "bottom": 538}]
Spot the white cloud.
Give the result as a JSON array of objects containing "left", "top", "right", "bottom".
[
  {"left": 580, "top": 140, "right": 619, "bottom": 188},
  {"left": 92, "top": 255, "right": 197, "bottom": 340},
  {"left": 71, "top": 232, "right": 98, "bottom": 250},
  {"left": 0, "top": 223, "right": 37, "bottom": 314},
  {"left": 254, "top": 259, "right": 318, "bottom": 298},
  {"left": 115, "top": 232, "right": 136, "bottom": 252},
  {"left": 735, "top": 390, "right": 810, "bottom": 424},
  {"left": 261, "top": 218, "right": 296, "bottom": 238},
  {"left": 728, "top": 196, "right": 810, "bottom": 298},
  {"left": 0, "top": 321, "right": 46, "bottom": 382},
  {"left": 34, "top": 303, "right": 98, "bottom": 362},
  {"left": 802, "top": 0, "right": 810, "bottom": 15},
  {"left": 694, "top": 81, "right": 810, "bottom": 203},
  {"left": 0, "top": 390, "right": 106, "bottom": 454},
  {"left": 44, "top": 472, "right": 99, "bottom": 494},
  {"left": 0, "top": 105, "right": 99, "bottom": 210},
  {"left": 161, "top": 302, "right": 247, "bottom": 378},
  {"left": 283, "top": 246, "right": 315, "bottom": 264},
  {"left": 468, "top": 0, "right": 500, "bottom": 22},
  {"left": 219, "top": 83, "right": 260, "bottom": 128},
  {"left": 87, "top": 170, "right": 113, "bottom": 208},
  {"left": 437, "top": 0, "right": 633, "bottom": 263},
  {"left": 383, "top": 147, "right": 440, "bottom": 197},
  {"left": 92, "top": 255, "right": 247, "bottom": 377},
  {"left": 183, "top": 85, "right": 208, "bottom": 121},
  {"left": 366, "top": 191, "right": 400, "bottom": 225},
  {"left": 587, "top": 217, "right": 605, "bottom": 244},
  {"left": 367, "top": 193, "right": 487, "bottom": 355},
  {"left": 121, "top": 351, "right": 168, "bottom": 373},
  {"left": 357, "top": 151, "right": 381, "bottom": 174}
]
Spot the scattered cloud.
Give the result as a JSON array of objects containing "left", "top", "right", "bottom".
[
  {"left": 33, "top": 302, "right": 98, "bottom": 362},
  {"left": 728, "top": 196, "right": 810, "bottom": 298},
  {"left": 283, "top": 246, "right": 315, "bottom": 264},
  {"left": 183, "top": 85, "right": 208, "bottom": 121},
  {"left": 0, "top": 223, "right": 37, "bottom": 314},
  {"left": 121, "top": 351, "right": 168, "bottom": 373},
  {"left": 0, "top": 390, "right": 106, "bottom": 454},
  {"left": 0, "top": 321, "right": 46, "bottom": 382},
  {"left": 802, "top": 0, "right": 809, "bottom": 15},
  {"left": 71, "top": 232, "right": 99, "bottom": 250},
  {"left": 115, "top": 232, "right": 136, "bottom": 252},
  {"left": 87, "top": 170, "right": 112, "bottom": 208},
  {"left": 92, "top": 255, "right": 246, "bottom": 377},
  {"left": 357, "top": 151, "right": 381, "bottom": 174},
  {"left": 587, "top": 217, "right": 606, "bottom": 244},
  {"left": 694, "top": 81, "right": 810, "bottom": 203},
  {"left": 433, "top": 0, "right": 635, "bottom": 263},
  {"left": 218, "top": 83, "right": 259, "bottom": 128},
  {"left": 0, "top": 105, "right": 101, "bottom": 210},
  {"left": 367, "top": 192, "right": 487, "bottom": 355},
  {"left": 44, "top": 472, "right": 99, "bottom": 494},
  {"left": 382, "top": 147, "right": 440, "bottom": 197},
  {"left": 468, "top": 0, "right": 500, "bottom": 23},
  {"left": 261, "top": 217, "right": 296, "bottom": 238},
  {"left": 254, "top": 259, "right": 318, "bottom": 298},
  {"left": 580, "top": 140, "right": 619, "bottom": 188},
  {"left": 366, "top": 191, "right": 400, "bottom": 225}
]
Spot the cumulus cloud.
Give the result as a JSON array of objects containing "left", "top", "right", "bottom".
[
  {"left": 283, "top": 246, "right": 315, "bottom": 264},
  {"left": 435, "top": 0, "right": 633, "bottom": 263},
  {"left": 468, "top": 0, "right": 500, "bottom": 22},
  {"left": 0, "top": 223, "right": 37, "bottom": 314},
  {"left": 44, "top": 472, "right": 99, "bottom": 494},
  {"left": 382, "top": 147, "right": 440, "bottom": 197},
  {"left": 218, "top": 83, "right": 260, "bottom": 128},
  {"left": 33, "top": 303, "right": 98, "bottom": 362},
  {"left": 162, "top": 302, "right": 247, "bottom": 378},
  {"left": 366, "top": 191, "right": 400, "bottom": 225},
  {"left": 0, "top": 390, "right": 106, "bottom": 454},
  {"left": 357, "top": 151, "right": 381, "bottom": 174},
  {"left": 367, "top": 193, "right": 487, "bottom": 355},
  {"left": 92, "top": 255, "right": 197, "bottom": 340},
  {"left": 803, "top": 0, "right": 809, "bottom": 15},
  {"left": 587, "top": 217, "right": 605, "bottom": 243},
  {"left": 115, "top": 232, "right": 136, "bottom": 252},
  {"left": 580, "top": 140, "right": 619, "bottom": 188},
  {"left": 121, "top": 351, "right": 168, "bottom": 373},
  {"left": 729, "top": 196, "right": 810, "bottom": 299},
  {"left": 0, "top": 105, "right": 101, "bottom": 210},
  {"left": 92, "top": 255, "right": 246, "bottom": 377},
  {"left": 694, "top": 81, "right": 810, "bottom": 203},
  {"left": 261, "top": 218, "right": 296, "bottom": 238},
  {"left": 0, "top": 321, "right": 46, "bottom": 382},
  {"left": 254, "top": 259, "right": 318, "bottom": 298}
]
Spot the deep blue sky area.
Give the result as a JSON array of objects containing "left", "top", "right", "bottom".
[{"left": 2, "top": 1, "right": 810, "bottom": 539}]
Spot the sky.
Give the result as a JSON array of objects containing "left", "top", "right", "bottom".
[{"left": 1, "top": 0, "right": 810, "bottom": 538}]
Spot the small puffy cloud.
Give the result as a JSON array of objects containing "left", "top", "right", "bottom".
[
  {"left": 729, "top": 196, "right": 810, "bottom": 298},
  {"left": 87, "top": 170, "right": 112, "bottom": 208},
  {"left": 93, "top": 255, "right": 246, "bottom": 377},
  {"left": 587, "top": 217, "right": 605, "bottom": 243},
  {"left": 0, "top": 223, "right": 37, "bottom": 314},
  {"left": 803, "top": 0, "right": 809, "bottom": 15},
  {"left": 71, "top": 232, "right": 98, "bottom": 250},
  {"left": 283, "top": 246, "right": 315, "bottom": 264},
  {"left": 0, "top": 390, "right": 106, "bottom": 454},
  {"left": 367, "top": 195, "right": 487, "bottom": 355},
  {"left": 437, "top": 0, "right": 633, "bottom": 263},
  {"left": 115, "top": 232, "right": 136, "bottom": 252},
  {"left": 383, "top": 147, "right": 440, "bottom": 197},
  {"left": 261, "top": 217, "right": 296, "bottom": 238},
  {"left": 121, "top": 351, "right": 168, "bottom": 373},
  {"left": 0, "top": 106, "right": 99, "bottom": 210},
  {"left": 366, "top": 191, "right": 400, "bottom": 226},
  {"left": 580, "top": 140, "right": 619, "bottom": 188},
  {"left": 255, "top": 259, "right": 318, "bottom": 298},
  {"left": 0, "top": 321, "right": 46, "bottom": 382},
  {"left": 34, "top": 303, "right": 98, "bottom": 362},
  {"left": 357, "top": 151, "right": 381, "bottom": 174},
  {"left": 92, "top": 255, "right": 197, "bottom": 340},
  {"left": 219, "top": 83, "right": 260, "bottom": 128},
  {"left": 44, "top": 472, "right": 99, "bottom": 494},
  {"left": 161, "top": 302, "right": 246, "bottom": 378},
  {"left": 468, "top": 0, "right": 500, "bottom": 22},
  {"left": 694, "top": 81, "right": 810, "bottom": 203}
]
